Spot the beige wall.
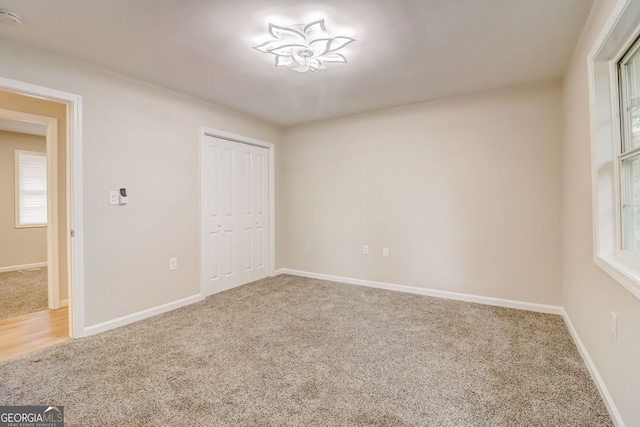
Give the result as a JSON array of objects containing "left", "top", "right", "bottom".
[
  {"left": 0, "top": 131, "right": 47, "bottom": 268},
  {"left": 562, "top": 0, "right": 640, "bottom": 425},
  {"left": 279, "top": 81, "right": 564, "bottom": 305},
  {"left": 0, "top": 40, "right": 282, "bottom": 326},
  {"left": 0, "top": 90, "right": 68, "bottom": 301}
]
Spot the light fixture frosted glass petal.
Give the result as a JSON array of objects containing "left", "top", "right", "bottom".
[
  {"left": 329, "top": 37, "right": 356, "bottom": 52},
  {"left": 307, "top": 58, "right": 322, "bottom": 70},
  {"left": 275, "top": 56, "right": 295, "bottom": 67},
  {"left": 268, "top": 44, "right": 307, "bottom": 56},
  {"left": 320, "top": 53, "right": 347, "bottom": 63},
  {"left": 269, "top": 24, "right": 305, "bottom": 40},
  {"left": 252, "top": 39, "right": 290, "bottom": 53},
  {"left": 309, "top": 38, "right": 332, "bottom": 56},
  {"left": 252, "top": 19, "right": 356, "bottom": 73},
  {"left": 304, "top": 20, "right": 328, "bottom": 37}
]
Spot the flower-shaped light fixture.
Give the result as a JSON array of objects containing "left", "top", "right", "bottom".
[{"left": 252, "top": 20, "right": 356, "bottom": 73}]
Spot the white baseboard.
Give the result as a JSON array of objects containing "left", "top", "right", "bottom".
[
  {"left": 275, "top": 268, "right": 563, "bottom": 315},
  {"left": 59, "top": 299, "right": 68, "bottom": 307},
  {"left": 83, "top": 293, "right": 205, "bottom": 337},
  {"left": 561, "top": 309, "right": 624, "bottom": 427},
  {"left": 0, "top": 262, "right": 47, "bottom": 273}
]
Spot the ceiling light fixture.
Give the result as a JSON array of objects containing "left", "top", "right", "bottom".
[
  {"left": 252, "top": 19, "right": 356, "bottom": 73},
  {"left": 0, "top": 9, "right": 22, "bottom": 25}
]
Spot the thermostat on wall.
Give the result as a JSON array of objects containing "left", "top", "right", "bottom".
[{"left": 119, "top": 188, "right": 128, "bottom": 205}]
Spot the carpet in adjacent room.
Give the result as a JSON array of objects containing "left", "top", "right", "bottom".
[{"left": 0, "top": 267, "right": 48, "bottom": 321}]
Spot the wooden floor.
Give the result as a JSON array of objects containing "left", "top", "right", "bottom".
[{"left": 0, "top": 307, "right": 70, "bottom": 362}]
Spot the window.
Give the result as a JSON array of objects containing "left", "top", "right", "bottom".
[
  {"left": 15, "top": 150, "right": 47, "bottom": 227},
  {"left": 619, "top": 38, "right": 640, "bottom": 258},
  {"left": 589, "top": 0, "right": 640, "bottom": 300}
]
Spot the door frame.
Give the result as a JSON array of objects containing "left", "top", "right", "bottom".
[
  {"left": 199, "top": 126, "right": 275, "bottom": 296},
  {"left": 0, "top": 77, "right": 85, "bottom": 339},
  {"left": 0, "top": 109, "right": 59, "bottom": 309}
]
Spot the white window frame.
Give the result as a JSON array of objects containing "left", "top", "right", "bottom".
[
  {"left": 589, "top": 0, "right": 640, "bottom": 300},
  {"left": 15, "top": 149, "right": 47, "bottom": 228}
]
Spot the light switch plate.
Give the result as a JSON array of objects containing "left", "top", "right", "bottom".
[{"left": 109, "top": 191, "right": 119, "bottom": 205}]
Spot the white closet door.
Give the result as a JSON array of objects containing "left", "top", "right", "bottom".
[{"left": 201, "top": 135, "right": 268, "bottom": 295}]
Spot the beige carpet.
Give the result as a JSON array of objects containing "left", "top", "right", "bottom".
[
  {"left": 0, "top": 267, "right": 48, "bottom": 320},
  {"left": 0, "top": 275, "right": 612, "bottom": 426}
]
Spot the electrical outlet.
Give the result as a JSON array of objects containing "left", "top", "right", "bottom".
[
  {"left": 169, "top": 258, "right": 178, "bottom": 271},
  {"left": 383, "top": 247, "right": 389, "bottom": 258},
  {"left": 362, "top": 245, "right": 369, "bottom": 255},
  {"left": 611, "top": 311, "right": 617, "bottom": 339}
]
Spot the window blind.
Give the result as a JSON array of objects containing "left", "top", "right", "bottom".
[{"left": 17, "top": 151, "right": 47, "bottom": 226}]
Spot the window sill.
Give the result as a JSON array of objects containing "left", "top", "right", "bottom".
[
  {"left": 15, "top": 224, "right": 47, "bottom": 229},
  {"left": 594, "top": 254, "right": 640, "bottom": 300}
]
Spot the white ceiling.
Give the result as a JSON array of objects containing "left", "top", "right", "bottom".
[{"left": 0, "top": 0, "right": 594, "bottom": 126}]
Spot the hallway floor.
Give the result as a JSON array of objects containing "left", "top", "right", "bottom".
[{"left": 0, "top": 306, "right": 69, "bottom": 361}]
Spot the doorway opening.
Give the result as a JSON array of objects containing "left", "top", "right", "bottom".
[
  {"left": 0, "top": 112, "right": 58, "bottom": 312},
  {"left": 0, "top": 77, "right": 84, "bottom": 357}
]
